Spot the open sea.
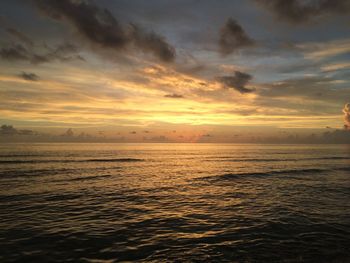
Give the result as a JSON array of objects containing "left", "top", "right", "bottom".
[{"left": 0, "top": 143, "right": 349, "bottom": 262}]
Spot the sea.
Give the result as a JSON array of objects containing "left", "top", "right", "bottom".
[{"left": 0, "top": 143, "right": 349, "bottom": 262}]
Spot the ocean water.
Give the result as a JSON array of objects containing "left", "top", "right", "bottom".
[{"left": 0, "top": 143, "right": 349, "bottom": 263}]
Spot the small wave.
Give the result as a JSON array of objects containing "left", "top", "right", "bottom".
[
  {"left": 0, "top": 154, "right": 45, "bottom": 158},
  {"left": 208, "top": 157, "right": 350, "bottom": 162},
  {"left": 202, "top": 168, "right": 327, "bottom": 181},
  {"left": 336, "top": 167, "right": 350, "bottom": 172},
  {"left": 0, "top": 167, "right": 122, "bottom": 179},
  {"left": 85, "top": 158, "right": 143, "bottom": 162},
  {"left": 0, "top": 160, "right": 53, "bottom": 164},
  {"left": 323, "top": 157, "right": 350, "bottom": 160},
  {"left": 0, "top": 158, "right": 144, "bottom": 164},
  {"left": 59, "top": 174, "right": 113, "bottom": 182}
]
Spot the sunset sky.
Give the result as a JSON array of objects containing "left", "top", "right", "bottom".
[{"left": 1, "top": 0, "right": 350, "bottom": 142}]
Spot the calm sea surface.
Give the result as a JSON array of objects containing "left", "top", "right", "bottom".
[{"left": 0, "top": 143, "right": 349, "bottom": 262}]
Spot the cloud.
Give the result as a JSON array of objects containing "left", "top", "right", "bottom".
[
  {"left": 130, "top": 24, "right": 176, "bottom": 62},
  {"left": 219, "top": 18, "right": 254, "bottom": 55},
  {"left": 0, "top": 124, "right": 35, "bottom": 136},
  {"left": 32, "top": 0, "right": 175, "bottom": 62},
  {"left": 343, "top": 103, "right": 350, "bottom": 129},
  {"left": 255, "top": 0, "right": 350, "bottom": 24},
  {"left": 322, "top": 129, "right": 350, "bottom": 143},
  {"left": 217, "top": 71, "right": 255, "bottom": 93},
  {"left": 257, "top": 76, "right": 349, "bottom": 104},
  {"left": 296, "top": 39, "right": 350, "bottom": 60},
  {"left": 18, "top": 72, "right": 40, "bottom": 81},
  {"left": 5, "top": 27, "right": 34, "bottom": 47},
  {"left": 0, "top": 124, "right": 18, "bottom": 135},
  {"left": 0, "top": 42, "right": 83, "bottom": 64},
  {"left": 164, "top": 93, "right": 184, "bottom": 98},
  {"left": 321, "top": 62, "right": 350, "bottom": 72},
  {"left": 0, "top": 44, "right": 28, "bottom": 61},
  {"left": 61, "top": 128, "right": 74, "bottom": 137}
]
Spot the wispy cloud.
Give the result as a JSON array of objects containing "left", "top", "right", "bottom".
[
  {"left": 0, "top": 42, "right": 83, "bottom": 64},
  {"left": 5, "top": 27, "right": 34, "bottom": 47},
  {"left": 297, "top": 39, "right": 350, "bottom": 60},
  {"left": 321, "top": 62, "right": 350, "bottom": 72}
]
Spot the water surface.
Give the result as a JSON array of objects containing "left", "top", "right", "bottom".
[{"left": 0, "top": 143, "right": 349, "bottom": 262}]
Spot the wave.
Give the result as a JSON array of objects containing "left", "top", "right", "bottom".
[
  {"left": 337, "top": 167, "right": 350, "bottom": 172},
  {"left": 0, "top": 154, "right": 45, "bottom": 158},
  {"left": 0, "top": 166, "right": 122, "bottom": 179},
  {"left": 208, "top": 156, "right": 350, "bottom": 162},
  {"left": 201, "top": 168, "right": 328, "bottom": 181},
  {"left": 0, "top": 158, "right": 144, "bottom": 164},
  {"left": 85, "top": 158, "right": 143, "bottom": 162},
  {"left": 56, "top": 174, "right": 113, "bottom": 182}
]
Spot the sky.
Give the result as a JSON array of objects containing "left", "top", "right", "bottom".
[{"left": 0, "top": 0, "right": 350, "bottom": 142}]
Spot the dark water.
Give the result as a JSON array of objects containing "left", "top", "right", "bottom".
[{"left": 0, "top": 143, "right": 349, "bottom": 262}]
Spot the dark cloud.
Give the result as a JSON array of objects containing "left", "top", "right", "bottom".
[
  {"left": 255, "top": 0, "right": 350, "bottom": 24},
  {"left": 0, "top": 42, "right": 82, "bottom": 64},
  {"left": 32, "top": 0, "right": 175, "bottom": 62},
  {"left": 18, "top": 72, "right": 40, "bottom": 81},
  {"left": 343, "top": 103, "right": 350, "bottom": 130},
  {"left": 164, "top": 93, "right": 184, "bottom": 98},
  {"left": 219, "top": 18, "right": 254, "bottom": 55},
  {"left": 217, "top": 71, "right": 255, "bottom": 93}
]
